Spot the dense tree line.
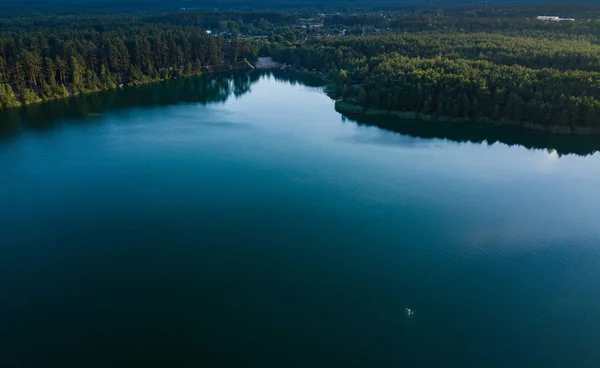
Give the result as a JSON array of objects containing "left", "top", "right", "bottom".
[
  {"left": 0, "top": 17, "right": 260, "bottom": 108},
  {"left": 144, "top": 11, "right": 308, "bottom": 40},
  {"left": 5, "top": 6, "right": 600, "bottom": 133},
  {"left": 143, "top": 11, "right": 299, "bottom": 30},
  {"left": 289, "top": 33, "right": 600, "bottom": 72},
  {"left": 325, "top": 14, "right": 600, "bottom": 39},
  {"left": 270, "top": 33, "right": 600, "bottom": 131},
  {"left": 350, "top": 54, "right": 600, "bottom": 129}
]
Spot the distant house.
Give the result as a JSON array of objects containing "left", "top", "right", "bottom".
[
  {"left": 536, "top": 16, "right": 574, "bottom": 22},
  {"left": 537, "top": 16, "right": 560, "bottom": 21},
  {"left": 206, "top": 30, "right": 212, "bottom": 35}
]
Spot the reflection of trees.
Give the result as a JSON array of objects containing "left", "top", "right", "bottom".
[
  {"left": 231, "top": 73, "right": 260, "bottom": 98},
  {"left": 269, "top": 70, "right": 326, "bottom": 88},
  {"left": 341, "top": 113, "right": 600, "bottom": 157},
  {"left": 2, "top": 71, "right": 600, "bottom": 157},
  {"left": 0, "top": 72, "right": 263, "bottom": 139}
]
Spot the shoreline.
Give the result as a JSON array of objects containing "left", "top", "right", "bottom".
[
  {"left": 7, "top": 76, "right": 200, "bottom": 111},
  {"left": 4, "top": 64, "right": 256, "bottom": 111},
  {"left": 7, "top": 65, "right": 599, "bottom": 136},
  {"left": 334, "top": 101, "right": 600, "bottom": 136}
]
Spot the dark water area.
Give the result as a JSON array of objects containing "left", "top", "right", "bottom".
[
  {"left": 344, "top": 113, "right": 600, "bottom": 157},
  {"left": 1, "top": 72, "right": 600, "bottom": 367}
]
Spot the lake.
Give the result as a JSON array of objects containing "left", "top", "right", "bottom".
[{"left": 1, "top": 72, "right": 599, "bottom": 367}]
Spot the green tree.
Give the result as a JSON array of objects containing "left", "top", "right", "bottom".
[{"left": 0, "top": 83, "right": 19, "bottom": 108}]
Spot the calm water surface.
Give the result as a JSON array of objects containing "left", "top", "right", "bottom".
[{"left": 1, "top": 73, "right": 600, "bottom": 367}]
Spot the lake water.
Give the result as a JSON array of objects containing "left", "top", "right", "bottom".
[{"left": 1, "top": 72, "right": 600, "bottom": 367}]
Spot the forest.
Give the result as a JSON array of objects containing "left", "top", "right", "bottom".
[
  {"left": 2, "top": 5, "right": 600, "bottom": 132},
  {"left": 0, "top": 13, "right": 270, "bottom": 108},
  {"left": 269, "top": 13, "right": 600, "bottom": 133}
]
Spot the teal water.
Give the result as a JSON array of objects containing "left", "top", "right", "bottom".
[{"left": 1, "top": 73, "right": 600, "bottom": 367}]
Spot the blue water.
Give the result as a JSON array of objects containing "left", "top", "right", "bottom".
[{"left": 1, "top": 73, "right": 599, "bottom": 367}]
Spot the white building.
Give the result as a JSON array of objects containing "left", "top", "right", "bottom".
[
  {"left": 537, "top": 16, "right": 560, "bottom": 21},
  {"left": 537, "top": 16, "right": 575, "bottom": 22}
]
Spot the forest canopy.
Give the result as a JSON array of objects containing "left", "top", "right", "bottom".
[
  {"left": 2, "top": 5, "right": 600, "bottom": 132},
  {"left": 0, "top": 13, "right": 269, "bottom": 108},
  {"left": 266, "top": 11, "right": 600, "bottom": 132}
]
